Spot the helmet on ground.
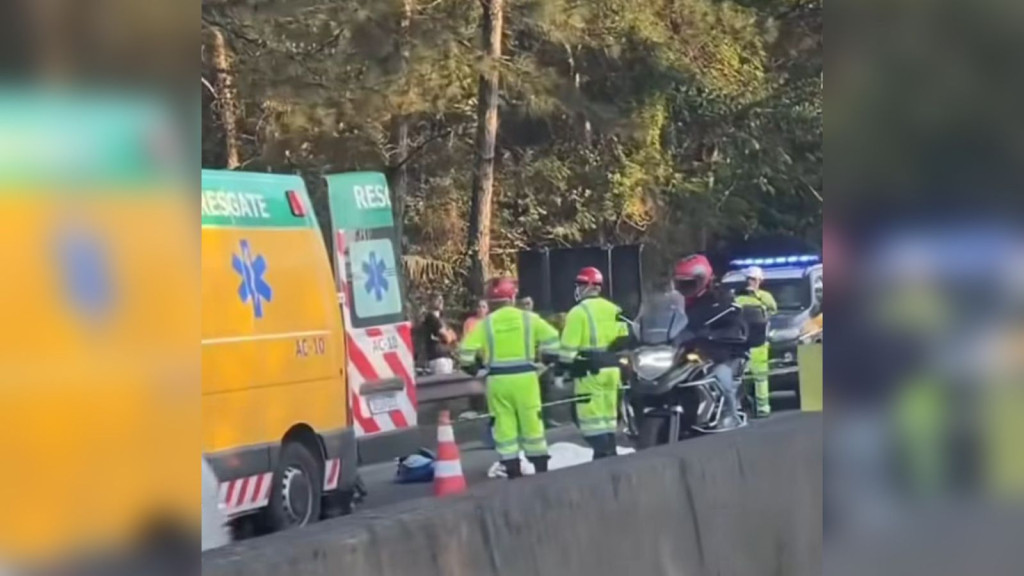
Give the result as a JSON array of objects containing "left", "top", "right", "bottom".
[
  {"left": 673, "top": 254, "right": 713, "bottom": 300},
  {"left": 486, "top": 276, "right": 518, "bottom": 303},
  {"left": 574, "top": 266, "right": 603, "bottom": 301},
  {"left": 744, "top": 266, "right": 765, "bottom": 281}
]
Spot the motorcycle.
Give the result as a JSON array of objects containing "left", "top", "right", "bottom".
[{"left": 613, "top": 294, "right": 749, "bottom": 449}]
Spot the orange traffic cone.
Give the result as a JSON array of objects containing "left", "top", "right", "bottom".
[{"left": 434, "top": 410, "right": 468, "bottom": 497}]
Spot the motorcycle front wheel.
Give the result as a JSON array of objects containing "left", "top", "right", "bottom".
[{"left": 636, "top": 417, "right": 668, "bottom": 450}]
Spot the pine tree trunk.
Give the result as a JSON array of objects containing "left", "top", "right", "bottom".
[
  {"left": 209, "top": 26, "right": 241, "bottom": 170},
  {"left": 390, "top": 121, "right": 409, "bottom": 249},
  {"left": 564, "top": 44, "right": 591, "bottom": 146},
  {"left": 466, "top": 0, "right": 504, "bottom": 298},
  {"left": 389, "top": 0, "right": 414, "bottom": 251}
]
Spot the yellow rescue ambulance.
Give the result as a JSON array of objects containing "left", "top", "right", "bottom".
[{"left": 202, "top": 170, "right": 357, "bottom": 531}]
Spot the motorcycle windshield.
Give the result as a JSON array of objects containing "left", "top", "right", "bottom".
[{"left": 635, "top": 292, "right": 688, "bottom": 345}]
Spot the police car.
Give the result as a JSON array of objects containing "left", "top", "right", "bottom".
[{"left": 722, "top": 255, "right": 823, "bottom": 395}]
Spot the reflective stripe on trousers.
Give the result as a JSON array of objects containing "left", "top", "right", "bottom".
[
  {"left": 574, "top": 367, "right": 619, "bottom": 437},
  {"left": 488, "top": 373, "right": 548, "bottom": 459}
]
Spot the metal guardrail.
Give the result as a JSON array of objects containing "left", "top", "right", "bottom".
[
  {"left": 414, "top": 372, "right": 486, "bottom": 404},
  {"left": 414, "top": 364, "right": 803, "bottom": 405}
]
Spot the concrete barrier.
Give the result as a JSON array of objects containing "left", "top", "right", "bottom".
[{"left": 204, "top": 413, "right": 822, "bottom": 576}]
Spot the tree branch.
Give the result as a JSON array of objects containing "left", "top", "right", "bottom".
[
  {"left": 804, "top": 181, "right": 823, "bottom": 203},
  {"left": 201, "top": 76, "right": 217, "bottom": 97},
  {"left": 388, "top": 127, "right": 457, "bottom": 170},
  {"left": 302, "top": 28, "right": 344, "bottom": 57}
]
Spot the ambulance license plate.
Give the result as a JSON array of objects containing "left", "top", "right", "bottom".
[{"left": 367, "top": 393, "right": 400, "bottom": 415}]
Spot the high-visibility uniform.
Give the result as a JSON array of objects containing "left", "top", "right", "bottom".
[
  {"left": 735, "top": 288, "right": 777, "bottom": 416},
  {"left": 560, "top": 297, "right": 627, "bottom": 443},
  {"left": 459, "top": 307, "right": 560, "bottom": 462}
]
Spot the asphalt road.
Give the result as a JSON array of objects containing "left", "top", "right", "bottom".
[
  {"left": 354, "top": 390, "right": 799, "bottom": 512},
  {"left": 355, "top": 425, "right": 589, "bottom": 510}
]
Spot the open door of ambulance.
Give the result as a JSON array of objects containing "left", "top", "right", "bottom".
[{"left": 325, "top": 172, "right": 417, "bottom": 437}]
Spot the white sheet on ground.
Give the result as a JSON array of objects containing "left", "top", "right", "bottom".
[{"left": 487, "top": 442, "right": 636, "bottom": 478}]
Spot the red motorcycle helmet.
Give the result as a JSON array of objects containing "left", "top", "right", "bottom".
[
  {"left": 486, "top": 276, "right": 518, "bottom": 303},
  {"left": 672, "top": 254, "right": 714, "bottom": 300},
  {"left": 574, "top": 267, "right": 603, "bottom": 301}
]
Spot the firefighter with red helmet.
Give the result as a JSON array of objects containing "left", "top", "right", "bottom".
[
  {"left": 672, "top": 254, "right": 750, "bottom": 430},
  {"left": 559, "top": 267, "right": 628, "bottom": 458},
  {"left": 458, "top": 277, "right": 560, "bottom": 478}
]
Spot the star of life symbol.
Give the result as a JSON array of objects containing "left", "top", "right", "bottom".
[
  {"left": 362, "top": 251, "right": 389, "bottom": 302},
  {"left": 232, "top": 239, "right": 272, "bottom": 318},
  {"left": 58, "top": 227, "right": 112, "bottom": 320}
]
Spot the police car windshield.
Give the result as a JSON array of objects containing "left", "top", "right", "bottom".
[{"left": 726, "top": 278, "right": 810, "bottom": 311}]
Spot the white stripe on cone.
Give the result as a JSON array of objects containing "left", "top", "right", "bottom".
[
  {"left": 437, "top": 425, "right": 456, "bottom": 444},
  {"left": 434, "top": 460, "right": 464, "bottom": 478}
]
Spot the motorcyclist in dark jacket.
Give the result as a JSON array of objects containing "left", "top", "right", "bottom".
[{"left": 672, "top": 254, "right": 748, "bottom": 430}]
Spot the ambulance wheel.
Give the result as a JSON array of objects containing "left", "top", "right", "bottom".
[{"left": 268, "top": 443, "right": 322, "bottom": 531}]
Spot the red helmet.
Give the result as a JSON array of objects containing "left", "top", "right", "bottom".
[
  {"left": 574, "top": 267, "right": 603, "bottom": 301},
  {"left": 575, "top": 267, "right": 603, "bottom": 286},
  {"left": 486, "top": 276, "right": 518, "bottom": 302},
  {"left": 673, "top": 254, "right": 713, "bottom": 300}
]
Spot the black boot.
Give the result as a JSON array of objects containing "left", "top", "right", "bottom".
[
  {"left": 589, "top": 434, "right": 616, "bottom": 460},
  {"left": 502, "top": 458, "right": 523, "bottom": 479},
  {"left": 602, "top": 433, "right": 619, "bottom": 458},
  {"left": 528, "top": 455, "right": 550, "bottom": 473}
]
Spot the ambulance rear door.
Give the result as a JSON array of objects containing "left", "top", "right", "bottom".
[{"left": 324, "top": 172, "right": 417, "bottom": 437}]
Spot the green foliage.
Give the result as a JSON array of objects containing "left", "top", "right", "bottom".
[{"left": 202, "top": 0, "right": 822, "bottom": 299}]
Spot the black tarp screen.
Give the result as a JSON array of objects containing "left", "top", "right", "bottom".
[{"left": 516, "top": 245, "right": 643, "bottom": 316}]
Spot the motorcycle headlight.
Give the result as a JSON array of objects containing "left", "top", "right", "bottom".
[
  {"left": 633, "top": 348, "right": 675, "bottom": 380},
  {"left": 769, "top": 327, "right": 801, "bottom": 343}
]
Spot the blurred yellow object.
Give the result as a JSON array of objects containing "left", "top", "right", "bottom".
[
  {"left": 984, "top": 377, "right": 1024, "bottom": 500},
  {"left": 797, "top": 343, "right": 823, "bottom": 411},
  {"left": 0, "top": 93, "right": 198, "bottom": 565}
]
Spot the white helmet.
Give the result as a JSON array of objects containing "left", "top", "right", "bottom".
[{"left": 744, "top": 266, "right": 765, "bottom": 281}]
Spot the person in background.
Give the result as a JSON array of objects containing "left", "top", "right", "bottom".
[
  {"left": 734, "top": 266, "right": 778, "bottom": 418},
  {"left": 459, "top": 277, "right": 560, "bottom": 478},
  {"left": 462, "top": 299, "right": 491, "bottom": 417},
  {"left": 463, "top": 299, "right": 489, "bottom": 337},
  {"left": 542, "top": 312, "right": 572, "bottom": 427},
  {"left": 804, "top": 276, "right": 823, "bottom": 340},
  {"left": 515, "top": 295, "right": 557, "bottom": 426},
  {"left": 559, "top": 267, "right": 628, "bottom": 459},
  {"left": 421, "top": 293, "right": 456, "bottom": 374}
]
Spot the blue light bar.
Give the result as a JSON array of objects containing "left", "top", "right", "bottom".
[{"left": 729, "top": 254, "right": 820, "bottom": 268}]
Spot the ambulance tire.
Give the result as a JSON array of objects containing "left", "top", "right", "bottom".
[{"left": 267, "top": 442, "right": 323, "bottom": 531}]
